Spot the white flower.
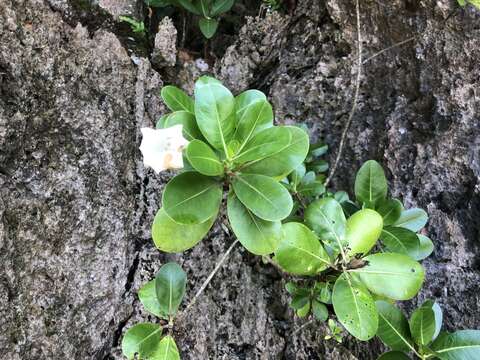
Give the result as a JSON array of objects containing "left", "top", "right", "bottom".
[{"left": 139, "top": 125, "right": 189, "bottom": 173}]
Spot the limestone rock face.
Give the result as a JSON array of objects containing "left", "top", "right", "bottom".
[{"left": 1, "top": 0, "right": 479, "bottom": 359}]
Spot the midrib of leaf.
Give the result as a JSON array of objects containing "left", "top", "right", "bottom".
[
  {"left": 190, "top": 155, "right": 222, "bottom": 165},
  {"left": 212, "top": 0, "right": 229, "bottom": 13},
  {"left": 382, "top": 229, "right": 409, "bottom": 253},
  {"left": 231, "top": 138, "right": 282, "bottom": 162},
  {"left": 236, "top": 176, "right": 278, "bottom": 210},
  {"left": 136, "top": 327, "right": 162, "bottom": 348},
  {"left": 205, "top": 83, "right": 229, "bottom": 156},
  {"left": 242, "top": 134, "right": 301, "bottom": 168},
  {"left": 315, "top": 208, "right": 347, "bottom": 262},
  {"left": 349, "top": 269, "right": 417, "bottom": 277},
  {"left": 167, "top": 94, "right": 191, "bottom": 113},
  {"left": 368, "top": 163, "right": 373, "bottom": 203},
  {"left": 236, "top": 101, "right": 267, "bottom": 154},
  {"left": 436, "top": 344, "right": 480, "bottom": 353},
  {"left": 168, "top": 275, "right": 173, "bottom": 315},
  {"left": 199, "top": 0, "right": 209, "bottom": 17},
  {"left": 169, "top": 184, "right": 215, "bottom": 209},
  {"left": 378, "top": 311, "right": 416, "bottom": 353},
  {"left": 286, "top": 240, "right": 330, "bottom": 266}
]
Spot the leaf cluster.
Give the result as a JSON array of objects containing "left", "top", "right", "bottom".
[
  {"left": 154, "top": 76, "right": 309, "bottom": 256},
  {"left": 145, "top": 0, "right": 234, "bottom": 38},
  {"left": 457, "top": 0, "right": 480, "bottom": 9},
  {"left": 121, "top": 263, "right": 186, "bottom": 360},
  {"left": 377, "top": 301, "right": 480, "bottom": 359}
]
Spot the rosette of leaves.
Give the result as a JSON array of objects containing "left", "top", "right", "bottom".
[
  {"left": 277, "top": 160, "right": 429, "bottom": 341},
  {"left": 153, "top": 76, "right": 309, "bottom": 256},
  {"left": 145, "top": 0, "right": 235, "bottom": 38},
  {"left": 122, "top": 262, "right": 185, "bottom": 360},
  {"left": 457, "top": 0, "right": 480, "bottom": 10},
  {"left": 376, "top": 300, "right": 480, "bottom": 359}
]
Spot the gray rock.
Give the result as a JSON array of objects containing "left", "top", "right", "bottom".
[
  {"left": 152, "top": 17, "right": 178, "bottom": 68},
  {"left": 1, "top": 0, "right": 479, "bottom": 359}
]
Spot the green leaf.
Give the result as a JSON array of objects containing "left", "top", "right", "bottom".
[
  {"left": 163, "top": 171, "right": 222, "bottom": 224},
  {"left": 296, "top": 173, "right": 325, "bottom": 197},
  {"left": 394, "top": 208, "right": 428, "bottom": 232},
  {"left": 234, "top": 99, "right": 273, "bottom": 153},
  {"left": 211, "top": 0, "right": 234, "bottom": 15},
  {"left": 290, "top": 294, "right": 310, "bottom": 310},
  {"left": 354, "top": 160, "right": 388, "bottom": 208},
  {"left": 234, "top": 89, "right": 266, "bottom": 119},
  {"left": 185, "top": 139, "right": 224, "bottom": 176},
  {"left": 430, "top": 301, "right": 443, "bottom": 341},
  {"left": 241, "top": 126, "right": 309, "bottom": 177},
  {"left": 376, "top": 198, "right": 403, "bottom": 226},
  {"left": 297, "top": 301, "right": 311, "bottom": 318},
  {"left": 345, "top": 209, "right": 383, "bottom": 256},
  {"left": 312, "top": 300, "right": 328, "bottom": 321},
  {"left": 161, "top": 85, "right": 194, "bottom": 114},
  {"left": 409, "top": 302, "right": 436, "bottom": 345},
  {"left": 199, "top": 17, "right": 219, "bottom": 39},
  {"left": 457, "top": 0, "right": 466, "bottom": 5},
  {"left": 349, "top": 253, "right": 425, "bottom": 300},
  {"left": 415, "top": 235, "right": 434, "bottom": 260},
  {"left": 177, "top": 0, "right": 202, "bottom": 14},
  {"left": 376, "top": 300, "right": 413, "bottom": 352},
  {"left": 275, "top": 222, "right": 330, "bottom": 275},
  {"left": 227, "top": 193, "right": 283, "bottom": 255},
  {"left": 232, "top": 173, "right": 293, "bottom": 221},
  {"left": 138, "top": 280, "right": 163, "bottom": 317},
  {"left": 152, "top": 208, "right": 215, "bottom": 252},
  {"left": 156, "top": 114, "right": 169, "bottom": 129},
  {"left": 431, "top": 330, "right": 480, "bottom": 359},
  {"left": 289, "top": 163, "right": 306, "bottom": 189},
  {"left": 377, "top": 351, "right": 411, "bottom": 360},
  {"left": 155, "top": 262, "right": 187, "bottom": 317},
  {"left": 122, "top": 323, "right": 162, "bottom": 359},
  {"left": 145, "top": 0, "right": 174, "bottom": 7},
  {"left": 381, "top": 226, "right": 420, "bottom": 259},
  {"left": 304, "top": 198, "right": 347, "bottom": 252},
  {"left": 332, "top": 274, "right": 378, "bottom": 341},
  {"left": 151, "top": 335, "right": 180, "bottom": 360},
  {"left": 232, "top": 126, "right": 291, "bottom": 164},
  {"left": 163, "top": 111, "right": 204, "bottom": 141},
  {"left": 194, "top": 76, "right": 235, "bottom": 152}
]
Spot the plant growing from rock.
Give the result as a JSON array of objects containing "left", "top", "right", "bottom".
[
  {"left": 145, "top": 0, "right": 235, "bottom": 38},
  {"left": 457, "top": 0, "right": 480, "bottom": 10},
  {"left": 122, "top": 262, "right": 185, "bottom": 360},
  {"left": 128, "top": 76, "right": 480, "bottom": 359}
]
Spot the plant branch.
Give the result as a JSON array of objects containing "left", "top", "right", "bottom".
[
  {"left": 176, "top": 239, "right": 239, "bottom": 323},
  {"left": 292, "top": 318, "right": 316, "bottom": 336},
  {"left": 362, "top": 36, "right": 416, "bottom": 64},
  {"left": 325, "top": 0, "right": 363, "bottom": 188}
]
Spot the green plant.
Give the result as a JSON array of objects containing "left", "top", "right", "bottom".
[
  {"left": 121, "top": 262, "right": 185, "bottom": 359},
  {"left": 119, "top": 15, "right": 146, "bottom": 34},
  {"left": 262, "top": 0, "right": 281, "bottom": 11},
  {"left": 376, "top": 300, "right": 480, "bottom": 359},
  {"left": 145, "top": 0, "right": 235, "bottom": 39},
  {"left": 457, "top": 0, "right": 480, "bottom": 9},
  {"left": 131, "top": 76, "right": 480, "bottom": 359}
]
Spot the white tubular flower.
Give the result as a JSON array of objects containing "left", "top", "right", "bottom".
[{"left": 139, "top": 125, "right": 189, "bottom": 173}]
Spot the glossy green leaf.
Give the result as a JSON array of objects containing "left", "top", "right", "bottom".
[
  {"left": 194, "top": 76, "right": 235, "bottom": 152},
  {"left": 177, "top": 0, "right": 201, "bottom": 14},
  {"left": 163, "top": 171, "right": 222, "bottom": 224},
  {"left": 312, "top": 300, "right": 328, "bottom": 321},
  {"left": 381, "top": 226, "right": 420, "bottom": 259},
  {"left": 275, "top": 222, "right": 330, "bottom": 275},
  {"left": 345, "top": 209, "right": 383, "bottom": 256},
  {"left": 152, "top": 208, "right": 215, "bottom": 252},
  {"left": 332, "top": 274, "right": 378, "bottom": 341},
  {"left": 161, "top": 85, "right": 194, "bottom": 113},
  {"left": 431, "top": 330, "right": 480, "bottom": 360},
  {"left": 376, "top": 301, "right": 413, "bottom": 352},
  {"left": 290, "top": 294, "right": 309, "bottom": 310},
  {"left": 199, "top": 17, "right": 219, "bottom": 39},
  {"left": 415, "top": 235, "right": 434, "bottom": 260},
  {"left": 138, "top": 280, "right": 163, "bottom": 317},
  {"left": 234, "top": 99, "right": 273, "bottom": 153},
  {"left": 232, "top": 173, "right": 293, "bottom": 221},
  {"left": 409, "top": 302, "right": 436, "bottom": 345},
  {"left": 151, "top": 335, "right": 180, "bottom": 360},
  {"left": 354, "top": 160, "right": 388, "bottom": 208},
  {"left": 297, "top": 173, "right": 325, "bottom": 197},
  {"left": 156, "top": 114, "right": 169, "bottom": 129},
  {"left": 241, "top": 126, "right": 309, "bottom": 177},
  {"left": 163, "top": 111, "right": 203, "bottom": 141},
  {"left": 297, "top": 301, "right": 311, "bottom": 318},
  {"left": 232, "top": 126, "right": 291, "bottom": 164},
  {"left": 304, "top": 198, "right": 347, "bottom": 252},
  {"left": 211, "top": 0, "right": 234, "bottom": 15},
  {"left": 122, "top": 323, "right": 162, "bottom": 359},
  {"left": 227, "top": 193, "right": 283, "bottom": 255},
  {"left": 394, "top": 208, "right": 428, "bottom": 232},
  {"left": 289, "top": 163, "right": 306, "bottom": 189},
  {"left": 349, "top": 253, "right": 425, "bottom": 300},
  {"left": 234, "top": 89, "right": 266, "bottom": 120},
  {"left": 185, "top": 139, "right": 224, "bottom": 176},
  {"left": 377, "top": 351, "right": 411, "bottom": 360},
  {"left": 155, "top": 262, "right": 186, "bottom": 317},
  {"left": 376, "top": 198, "right": 403, "bottom": 226},
  {"left": 430, "top": 301, "right": 443, "bottom": 341}
]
